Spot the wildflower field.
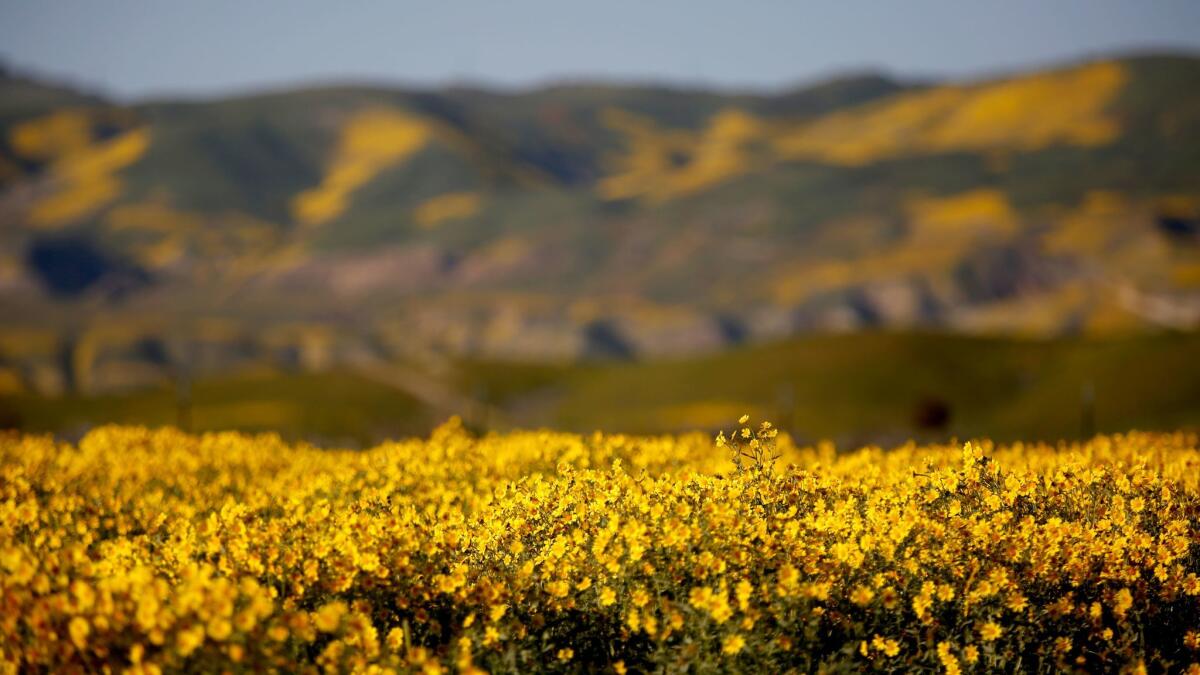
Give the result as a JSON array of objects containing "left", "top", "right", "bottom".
[{"left": 3, "top": 418, "right": 1200, "bottom": 674}]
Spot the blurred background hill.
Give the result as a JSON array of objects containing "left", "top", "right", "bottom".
[{"left": 2, "top": 2, "right": 1199, "bottom": 444}]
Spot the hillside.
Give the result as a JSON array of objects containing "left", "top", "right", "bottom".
[
  {"left": 5, "top": 332, "right": 1199, "bottom": 445},
  {"left": 1, "top": 54, "right": 1199, "bottom": 396}
]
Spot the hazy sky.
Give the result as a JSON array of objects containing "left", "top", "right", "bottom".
[{"left": 2, "top": 0, "right": 1198, "bottom": 100}]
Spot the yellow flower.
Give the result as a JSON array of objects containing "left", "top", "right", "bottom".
[
  {"left": 1006, "top": 592, "right": 1028, "bottom": 612},
  {"left": 1113, "top": 588, "right": 1134, "bottom": 618},
  {"left": 631, "top": 587, "right": 650, "bottom": 608},
  {"left": 879, "top": 586, "right": 899, "bottom": 609},
  {"left": 5, "top": 419, "right": 1200, "bottom": 671},
  {"left": 207, "top": 617, "right": 233, "bottom": 641},
  {"left": 936, "top": 641, "right": 961, "bottom": 675},
  {"left": 912, "top": 593, "right": 932, "bottom": 617},
  {"left": 547, "top": 580, "right": 570, "bottom": 598},
  {"left": 314, "top": 601, "right": 347, "bottom": 633},
  {"left": 871, "top": 635, "right": 901, "bottom": 657},
  {"left": 70, "top": 581, "right": 95, "bottom": 611},
  {"left": 387, "top": 627, "right": 405, "bottom": 650},
  {"left": 736, "top": 579, "right": 753, "bottom": 610},
  {"left": 710, "top": 602, "right": 733, "bottom": 624},
  {"left": 68, "top": 616, "right": 90, "bottom": 649},
  {"left": 176, "top": 626, "right": 205, "bottom": 656},
  {"left": 738, "top": 414, "right": 750, "bottom": 424},
  {"left": 722, "top": 634, "right": 746, "bottom": 655},
  {"left": 598, "top": 587, "right": 617, "bottom": 607},
  {"left": 626, "top": 608, "right": 640, "bottom": 631},
  {"left": 850, "top": 585, "right": 874, "bottom": 606},
  {"left": 777, "top": 564, "right": 801, "bottom": 596},
  {"left": 963, "top": 645, "right": 979, "bottom": 664},
  {"left": 235, "top": 610, "right": 257, "bottom": 633},
  {"left": 557, "top": 647, "right": 574, "bottom": 662}
]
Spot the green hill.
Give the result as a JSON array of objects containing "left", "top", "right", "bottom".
[
  {"left": 1, "top": 54, "right": 1199, "bottom": 398},
  {"left": 5, "top": 332, "right": 1199, "bottom": 445}
]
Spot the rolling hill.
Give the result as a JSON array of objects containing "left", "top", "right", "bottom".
[
  {"left": 1, "top": 53, "right": 1199, "bottom": 398},
  {"left": 5, "top": 331, "right": 1199, "bottom": 445}
]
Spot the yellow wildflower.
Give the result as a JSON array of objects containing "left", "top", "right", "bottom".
[{"left": 68, "top": 617, "right": 90, "bottom": 650}]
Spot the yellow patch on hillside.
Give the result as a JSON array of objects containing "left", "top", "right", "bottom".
[
  {"left": 413, "top": 191, "right": 481, "bottom": 229},
  {"left": 291, "top": 108, "right": 433, "bottom": 226},
  {"left": 105, "top": 201, "right": 283, "bottom": 270},
  {"left": 929, "top": 62, "right": 1126, "bottom": 150},
  {"left": 771, "top": 189, "right": 1019, "bottom": 303},
  {"left": 940, "top": 280, "right": 1146, "bottom": 338},
  {"left": 906, "top": 188, "right": 1019, "bottom": 240},
  {"left": 598, "top": 108, "right": 764, "bottom": 202},
  {"left": 481, "top": 237, "right": 530, "bottom": 266},
  {"left": 1042, "top": 191, "right": 1200, "bottom": 292},
  {"left": 1082, "top": 294, "right": 1149, "bottom": 335},
  {"left": 106, "top": 202, "right": 196, "bottom": 268},
  {"left": 9, "top": 110, "right": 93, "bottom": 159},
  {"left": 955, "top": 283, "right": 1091, "bottom": 336},
  {"left": 1158, "top": 196, "right": 1200, "bottom": 286},
  {"left": 1041, "top": 191, "right": 1129, "bottom": 256},
  {"left": 774, "top": 62, "right": 1127, "bottom": 165},
  {"left": 10, "top": 111, "right": 150, "bottom": 226},
  {"left": 599, "top": 62, "right": 1126, "bottom": 201},
  {"left": 1158, "top": 194, "right": 1200, "bottom": 219},
  {"left": 1172, "top": 263, "right": 1200, "bottom": 288}
]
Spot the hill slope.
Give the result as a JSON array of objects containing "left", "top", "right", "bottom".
[
  {"left": 5, "top": 332, "right": 1200, "bottom": 445},
  {"left": 1, "top": 54, "right": 1199, "bottom": 394}
]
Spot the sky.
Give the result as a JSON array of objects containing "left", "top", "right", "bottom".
[{"left": 1, "top": 0, "right": 1199, "bottom": 101}]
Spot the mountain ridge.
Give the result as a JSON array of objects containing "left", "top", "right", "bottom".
[{"left": 1, "top": 52, "right": 1199, "bottom": 395}]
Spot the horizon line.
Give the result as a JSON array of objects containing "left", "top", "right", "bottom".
[{"left": 3, "top": 46, "right": 1198, "bottom": 107}]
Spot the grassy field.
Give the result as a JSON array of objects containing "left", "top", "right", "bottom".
[
  {"left": 4, "top": 331, "right": 1199, "bottom": 445},
  {"left": 0, "top": 368, "right": 431, "bottom": 445},
  {"left": 459, "top": 331, "right": 1200, "bottom": 443}
]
